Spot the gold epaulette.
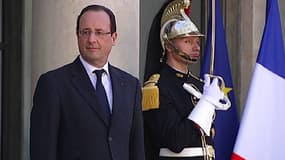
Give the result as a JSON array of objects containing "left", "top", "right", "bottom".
[{"left": 142, "top": 74, "right": 160, "bottom": 111}]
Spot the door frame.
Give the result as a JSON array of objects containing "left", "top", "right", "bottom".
[{"left": 1, "top": 0, "right": 23, "bottom": 159}]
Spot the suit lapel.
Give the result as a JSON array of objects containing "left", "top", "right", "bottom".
[
  {"left": 69, "top": 57, "right": 110, "bottom": 126},
  {"left": 109, "top": 66, "right": 132, "bottom": 128}
]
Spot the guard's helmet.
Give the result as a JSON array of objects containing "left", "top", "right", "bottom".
[{"left": 160, "top": 0, "right": 204, "bottom": 55}]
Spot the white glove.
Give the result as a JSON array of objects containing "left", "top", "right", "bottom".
[
  {"left": 187, "top": 97, "right": 215, "bottom": 136},
  {"left": 185, "top": 74, "right": 231, "bottom": 135},
  {"left": 183, "top": 75, "right": 231, "bottom": 110},
  {"left": 203, "top": 75, "right": 231, "bottom": 110}
]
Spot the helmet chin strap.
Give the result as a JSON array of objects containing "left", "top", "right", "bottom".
[
  {"left": 166, "top": 39, "right": 198, "bottom": 64},
  {"left": 177, "top": 51, "right": 198, "bottom": 63}
]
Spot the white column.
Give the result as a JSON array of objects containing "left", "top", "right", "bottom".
[{"left": 239, "top": 0, "right": 265, "bottom": 113}]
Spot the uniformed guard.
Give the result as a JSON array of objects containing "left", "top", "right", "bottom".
[{"left": 142, "top": 0, "right": 231, "bottom": 160}]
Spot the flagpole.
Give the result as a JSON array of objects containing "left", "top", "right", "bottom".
[{"left": 210, "top": 0, "right": 216, "bottom": 74}]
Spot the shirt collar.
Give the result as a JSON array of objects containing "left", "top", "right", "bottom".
[{"left": 79, "top": 56, "right": 110, "bottom": 76}]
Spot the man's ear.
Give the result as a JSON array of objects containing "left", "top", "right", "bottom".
[
  {"left": 111, "top": 32, "right": 118, "bottom": 46},
  {"left": 165, "top": 44, "right": 173, "bottom": 53}
]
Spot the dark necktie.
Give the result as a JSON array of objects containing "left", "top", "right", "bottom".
[{"left": 93, "top": 69, "right": 111, "bottom": 123}]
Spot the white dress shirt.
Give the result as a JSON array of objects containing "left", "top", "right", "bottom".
[{"left": 79, "top": 56, "right": 113, "bottom": 112}]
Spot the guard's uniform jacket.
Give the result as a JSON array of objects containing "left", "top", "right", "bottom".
[{"left": 143, "top": 64, "right": 214, "bottom": 160}]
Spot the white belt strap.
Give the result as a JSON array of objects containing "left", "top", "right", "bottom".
[
  {"left": 159, "top": 146, "right": 215, "bottom": 158},
  {"left": 160, "top": 148, "right": 203, "bottom": 157}
]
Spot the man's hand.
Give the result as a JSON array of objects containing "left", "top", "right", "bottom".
[{"left": 202, "top": 74, "right": 231, "bottom": 110}]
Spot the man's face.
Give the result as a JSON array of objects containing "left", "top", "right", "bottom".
[
  {"left": 171, "top": 36, "right": 201, "bottom": 64},
  {"left": 77, "top": 10, "right": 117, "bottom": 67}
]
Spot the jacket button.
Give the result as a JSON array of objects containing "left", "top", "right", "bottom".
[{"left": 108, "top": 137, "right": 112, "bottom": 141}]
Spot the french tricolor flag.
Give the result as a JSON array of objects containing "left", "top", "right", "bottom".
[{"left": 232, "top": 0, "right": 285, "bottom": 159}]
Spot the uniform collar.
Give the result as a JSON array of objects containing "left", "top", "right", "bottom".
[
  {"left": 164, "top": 64, "right": 201, "bottom": 81},
  {"left": 164, "top": 64, "right": 188, "bottom": 79}
]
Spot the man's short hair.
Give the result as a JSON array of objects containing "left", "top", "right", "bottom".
[{"left": 76, "top": 4, "right": 116, "bottom": 34}]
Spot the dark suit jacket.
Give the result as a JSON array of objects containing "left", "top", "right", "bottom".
[{"left": 30, "top": 57, "right": 145, "bottom": 160}]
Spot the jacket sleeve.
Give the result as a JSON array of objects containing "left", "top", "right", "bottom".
[
  {"left": 143, "top": 86, "right": 203, "bottom": 153},
  {"left": 129, "top": 79, "right": 145, "bottom": 160},
  {"left": 30, "top": 73, "right": 61, "bottom": 160}
]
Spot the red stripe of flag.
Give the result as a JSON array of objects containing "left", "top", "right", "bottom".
[{"left": 231, "top": 153, "right": 245, "bottom": 160}]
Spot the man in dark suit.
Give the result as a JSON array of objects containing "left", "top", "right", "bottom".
[{"left": 30, "top": 4, "right": 145, "bottom": 160}]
